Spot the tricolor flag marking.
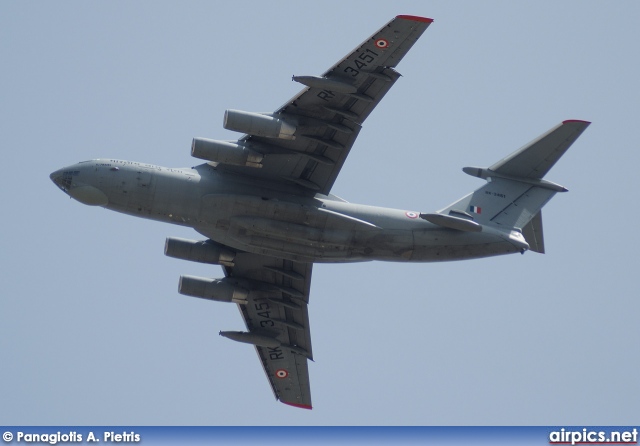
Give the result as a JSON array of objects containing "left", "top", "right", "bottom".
[{"left": 469, "top": 205, "right": 482, "bottom": 214}]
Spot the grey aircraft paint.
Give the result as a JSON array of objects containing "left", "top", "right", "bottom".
[{"left": 50, "top": 15, "right": 589, "bottom": 409}]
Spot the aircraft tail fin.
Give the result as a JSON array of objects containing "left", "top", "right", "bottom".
[
  {"left": 521, "top": 210, "right": 545, "bottom": 253},
  {"left": 434, "top": 120, "right": 590, "bottom": 252}
]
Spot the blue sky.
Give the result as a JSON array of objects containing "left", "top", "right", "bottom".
[{"left": 1, "top": 1, "right": 639, "bottom": 425}]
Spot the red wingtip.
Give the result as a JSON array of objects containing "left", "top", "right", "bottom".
[
  {"left": 282, "top": 401, "right": 313, "bottom": 410},
  {"left": 396, "top": 15, "right": 434, "bottom": 23},
  {"left": 563, "top": 119, "right": 591, "bottom": 124}
]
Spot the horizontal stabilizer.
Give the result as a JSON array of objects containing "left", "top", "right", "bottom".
[
  {"left": 488, "top": 120, "right": 590, "bottom": 179},
  {"left": 462, "top": 167, "right": 568, "bottom": 192}
]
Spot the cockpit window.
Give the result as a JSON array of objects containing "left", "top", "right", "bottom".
[{"left": 56, "top": 170, "right": 79, "bottom": 191}]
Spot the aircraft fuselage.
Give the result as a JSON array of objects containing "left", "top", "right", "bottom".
[{"left": 51, "top": 159, "right": 524, "bottom": 263}]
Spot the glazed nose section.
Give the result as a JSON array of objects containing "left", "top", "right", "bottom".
[
  {"left": 49, "top": 167, "right": 108, "bottom": 206},
  {"left": 50, "top": 169, "right": 70, "bottom": 192}
]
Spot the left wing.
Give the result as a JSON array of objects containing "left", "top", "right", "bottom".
[
  {"left": 219, "top": 15, "right": 433, "bottom": 195},
  {"left": 220, "top": 252, "right": 314, "bottom": 409}
]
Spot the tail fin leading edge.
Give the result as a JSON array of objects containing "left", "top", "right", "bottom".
[{"left": 436, "top": 120, "right": 590, "bottom": 252}]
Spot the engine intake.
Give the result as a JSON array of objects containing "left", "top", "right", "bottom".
[
  {"left": 164, "top": 237, "right": 235, "bottom": 267},
  {"left": 178, "top": 276, "right": 249, "bottom": 304},
  {"left": 191, "top": 138, "right": 263, "bottom": 168},
  {"left": 223, "top": 109, "right": 296, "bottom": 139}
]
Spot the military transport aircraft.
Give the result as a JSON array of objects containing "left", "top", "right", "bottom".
[{"left": 50, "top": 15, "right": 589, "bottom": 409}]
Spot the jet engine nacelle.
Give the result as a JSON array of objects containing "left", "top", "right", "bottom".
[
  {"left": 178, "top": 276, "right": 249, "bottom": 304},
  {"left": 223, "top": 109, "right": 296, "bottom": 139},
  {"left": 191, "top": 138, "right": 263, "bottom": 168},
  {"left": 164, "top": 237, "right": 235, "bottom": 267}
]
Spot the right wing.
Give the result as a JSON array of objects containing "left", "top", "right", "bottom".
[
  {"left": 221, "top": 252, "right": 314, "bottom": 409},
  {"left": 218, "top": 15, "right": 434, "bottom": 195}
]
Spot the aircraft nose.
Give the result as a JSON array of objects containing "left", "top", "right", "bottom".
[
  {"left": 50, "top": 167, "right": 109, "bottom": 206},
  {"left": 50, "top": 169, "right": 69, "bottom": 191}
]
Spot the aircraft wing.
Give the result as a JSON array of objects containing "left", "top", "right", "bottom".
[
  {"left": 221, "top": 252, "right": 314, "bottom": 409},
  {"left": 220, "top": 15, "right": 433, "bottom": 195}
]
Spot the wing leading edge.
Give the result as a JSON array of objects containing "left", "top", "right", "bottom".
[{"left": 219, "top": 15, "right": 434, "bottom": 195}]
